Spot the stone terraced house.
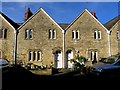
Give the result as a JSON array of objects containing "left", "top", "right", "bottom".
[{"left": 0, "top": 7, "right": 120, "bottom": 69}]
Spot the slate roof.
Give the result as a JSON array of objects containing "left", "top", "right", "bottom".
[
  {"left": 1, "top": 12, "right": 19, "bottom": 29},
  {"left": 58, "top": 24, "right": 69, "bottom": 29},
  {"left": 104, "top": 15, "right": 120, "bottom": 30}
]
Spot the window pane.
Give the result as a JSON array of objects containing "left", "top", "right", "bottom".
[
  {"left": 49, "top": 30, "right": 52, "bottom": 39},
  {"left": 0, "top": 29, "right": 3, "bottom": 38},
  {"left": 117, "top": 31, "right": 119, "bottom": 39},
  {"left": 29, "top": 51, "right": 32, "bottom": 61},
  {"left": 33, "top": 51, "right": 36, "bottom": 61},
  {"left": 98, "top": 31, "right": 101, "bottom": 39},
  {"left": 76, "top": 31, "right": 79, "bottom": 39},
  {"left": 91, "top": 52, "right": 93, "bottom": 60},
  {"left": 4, "top": 29, "right": 7, "bottom": 39},
  {"left": 38, "top": 51, "right": 41, "bottom": 61},
  {"left": 53, "top": 30, "right": 56, "bottom": 39},
  {"left": 94, "top": 31, "right": 97, "bottom": 39},
  {"left": 25, "top": 29, "right": 29, "bottom": 39},
  {"left": 72, "top": 31, "right": 75, "bottom": 39},
  {"left": 29, "top": 29, "right": 33, "bottom": 39}
]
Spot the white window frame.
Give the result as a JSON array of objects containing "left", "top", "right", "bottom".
[
  {"left": 98, "top": 31, "right": 101, "bottom": 39},
  {"left": 53, "top": 29, "right": 56, "bottom": 39},
  {"left": 72, "top": 30, "right": 79, "bottom": 39},
  {"left": 94, "top": 31, "right": 97, "bottom": 40},
  {"left": 76, "top": 30, "right": 79, "bottom": 39},
  {"left": 72, "top": 30, "right": 75, "bottom": 39},
  {"left": 29, "top": 29, "right": 33, "bottom": 39},
  {"left": 29, "top": 51, "right": 32, "bottom": 61},
  {"left": 38, "top": 51, "right": 41, "bottom": 61},
  {"left": 25, "top": 29, "right": 29, "bottom": 39},
  {"left": 117, "top": 30, "right": 120, "bottom": 40}
]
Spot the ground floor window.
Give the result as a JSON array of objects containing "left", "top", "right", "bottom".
[
  {"left": 90, "top": 51, "right": 98, "bottom": 62},
  {"left": 29, "top": 50, "right": 41, "bottom": 61}
]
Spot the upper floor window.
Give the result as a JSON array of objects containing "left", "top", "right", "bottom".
[
  {"left": 0, "top": 28, "right": 7, "bottom": 39},
  {"left": 49, "top": 29, "right": 56, "bottom": 39},
  {"left": 116, "top": 30, "right": 120, "bottom": 40},
  {"left": 94, "top": 30, "right": 101, "bottom": 40},
  {"left": 72, "top": 30, "right": 79, "bottom": 39},
  {"left": 25, "top": 29, "right": 33, "bottom": 39}
]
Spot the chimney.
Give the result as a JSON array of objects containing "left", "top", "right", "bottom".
[
  {"left": 91, "top": 12, "right": 98, "bottom": 19},
  {"left": 24, "top": 7, "right": 33, "bottom": 22}
]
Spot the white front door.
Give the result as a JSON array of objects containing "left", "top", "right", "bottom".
[
  {"left": 66, "top": 50, "right": 73, "bottom": 68},
  {"left": 54, "top": 51, "right": 62, "bottom": 68}
]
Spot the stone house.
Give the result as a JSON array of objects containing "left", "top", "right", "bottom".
[
  {"left": 0, "top": 12, "right": 19, "bottom": 64},
  {"left": 104, "top": 16, "right": 120, "bottom": 56},
  {"left": 65, "top": 9, "right": 110, "bottom": 68},
  {"left": 17, "top": 8, "right": 64, "bottom": 68},
  {"left": 0, "top": 7, "right": 120, "bottom": 69}
]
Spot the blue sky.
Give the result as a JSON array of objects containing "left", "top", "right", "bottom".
[{"left": 2, "top": 2, "right": 119, "bottom": 24}]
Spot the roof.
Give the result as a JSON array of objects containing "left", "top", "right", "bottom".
[
  {"left": 1, "top": 12, "right": 19, "bottom": 29},
  {"left": 58, "top": 24, "right": 69, "bottom": 29},
  {"left": 104, "top": 15, "right": 120, "bottom": 30}
]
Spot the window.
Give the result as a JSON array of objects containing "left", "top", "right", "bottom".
[
  {"left": 25, "top": 29, "right": 29, "bottom": 39},
  {"left": 72, "top": 30, "right": 79, "bottom": 39},
  {"left": 38, "top": 51, "right": 41, "bottom": 61},
  {"left": 90, "top": 51, "right": 98, "bottom": 61},
  {"left": 98, "top": 31, "right": 101, "bottom": 39},
  {"left": 117, "top": 30, "right": 120, "bottom": 40},
  {"left": 49, "top": 29, "right": 52, "bottom": 39},
  {"left": 49, "top": 29, "right": 56, "bottom": 39},
  {"left": 4, "top": 29, "right": 7, "bottom": 39},
  {"left": 94, "top": 30, "right": 101, "bottom": 40},
  {"left": 72, "top": 30, "right": 75, "bottom": 39},
  {"left": 0, "top": 29, "right": 3, "bottom": 38},
  {"left": 94, "top": 31, "right": 97, "bottom": 39},
  {"left": 33, "top": 51, "right": 36, "bottom": 61},
  {"left": 53, "top": 30, "right": 56, "bottom": 39},
  {"left": 76, "top": 30, "right": 79, "bottom": 39},
  {"left": 29, "top": 29, "right": 33, "bottom": 39},
  {"left": 29, "top": 51, "right": 32, "bottom": 61},
  {"left": 0, "top": 28, "right": 7, "bottom": 39},
  {"left": 25, "top": 29, "right": 33, "bottom": 39},
  {"left": 28, "top": 51, "right": 41, "bottom": 61}
]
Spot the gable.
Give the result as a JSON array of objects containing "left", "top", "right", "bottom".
[
  {"left": 0, "top": 13, "right": 19, "bottom": 30},
  {"left": 18, "top": 8, "right": 63, "bottom": 31},
  {"left": 66, "top": 9, "right": 108, "bottom": 32}
]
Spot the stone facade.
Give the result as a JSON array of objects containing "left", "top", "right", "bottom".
[
  {"left": 65, "top": 9, "right": 109, "bottom": 65},
  {"left": 17, "top": 8, "right": 64, "bottom": 68},
  {"left": 0, "top": 14, "right": 15, "bottom": 63},
  {"left": 0, "top": 7, "right": 120, "bottom": 69},
  {"left": 110, "top": 21, "right": 120, "bottom": 55}
]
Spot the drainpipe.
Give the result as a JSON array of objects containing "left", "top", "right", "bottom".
[
  {"left": 13, "top": 29, "right": 17, "bottom": 65},
  {"left": 107, "top": 30, "right": 111, "bottom": 56},
  {"left": 62, "top": 30, "right": 65, "bottom": 68}
]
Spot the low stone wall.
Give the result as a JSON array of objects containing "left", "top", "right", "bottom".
[{"left": 29, "top": 69, "right": 52, "bottom": 75}]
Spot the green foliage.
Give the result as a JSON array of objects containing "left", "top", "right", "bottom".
[{"left": 76, "top": 55, "right": 86, "bottom": 62}]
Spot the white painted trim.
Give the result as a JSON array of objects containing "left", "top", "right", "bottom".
[
  {"left": 0, "top": 14, "right": 15, "bottom": 31},
  {"left": 65, "top": 9, "right": 108, "bottom": 33},
  {"left": 107, "top": 30, "right": 111, "bottom": 56},
  {"left": 17, "top": 8, "right": 64, "bottom": 32}
]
